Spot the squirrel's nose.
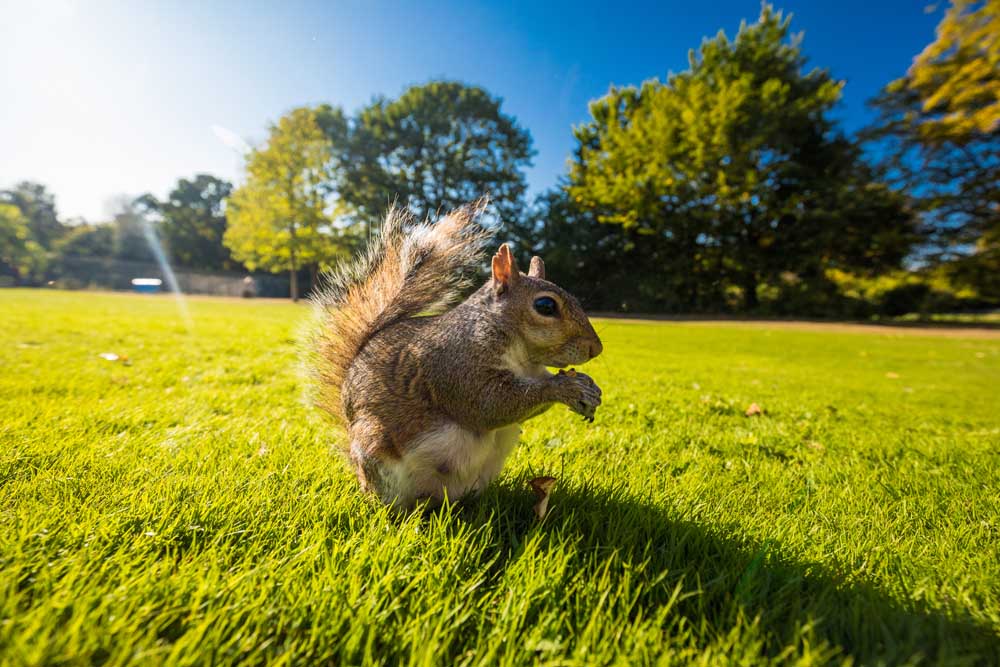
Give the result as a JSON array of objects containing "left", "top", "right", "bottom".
[{"left": 589, "top": 338, "right": 603, "bottom": 360}]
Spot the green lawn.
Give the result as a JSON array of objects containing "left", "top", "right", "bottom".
[{"left": 2, "top": 289, "right": 998, "bottom": 666}]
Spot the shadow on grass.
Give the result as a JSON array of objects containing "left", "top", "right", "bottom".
[{"left": 464, "top": 480, "right": 1000, "bottom": 665}]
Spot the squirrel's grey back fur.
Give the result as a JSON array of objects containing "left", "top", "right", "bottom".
[{"left": 311, "top": 199, "right": 491, "bottom": 424}]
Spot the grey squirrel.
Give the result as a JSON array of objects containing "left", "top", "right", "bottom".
[{"left": 311, "top": 201, "right": 603, "bottom": 509}]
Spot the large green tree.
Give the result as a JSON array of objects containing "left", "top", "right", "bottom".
[
  {"left": 225, "top": 107, "right": 341, "bottom": 301},
  {"left": 138, "top": 175, "right": 234, "bottom": 272},
  {"left": 0, "top": 181, "right": 65, "bottom": 249},
  {"left": 334, "top": 82, "right": 533, "bottom": 226},
  {"left": 866, "top": 0, "right": 999, "bottom": 300},
  {"left": 568, "top": 7, "right": 914, "bottom": 311}
]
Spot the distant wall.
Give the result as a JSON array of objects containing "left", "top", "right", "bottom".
[{"left": 49, "top": 255, "right": 292, "bottom": 298}]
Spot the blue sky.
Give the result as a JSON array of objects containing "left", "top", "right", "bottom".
[{"left": 1, "top": 0, "right": 941, "bottom": 221}]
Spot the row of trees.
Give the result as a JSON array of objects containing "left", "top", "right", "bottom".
[
  {"left": 558, "top": 8, "right": 916, "bottom": 311},
  {"left": 3, "top": 2, "right": 996, "bottom": 313},
  {"left": 0, "top": 176, "right": 236, "bottom": 284},
  {"left": 525, "top": 2, "right": 997, "bottom": 313},
  {"left": 224, "top": 83, "right": 534, "bottom": 299}
]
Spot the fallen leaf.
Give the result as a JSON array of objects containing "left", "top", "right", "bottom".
[
  {"left": 745, "top": 403, "right": 763, "bottom": 417},
  {"left": 885, "top": 372, "right": 900, "bottom": 379},
  {"left": 98, "top": 352, "right": 119, "bottom": 361},
  {"left": 529, "top": 476, "right": 557, "bottom": 519},
  {"left": 807, "top": 441, "right": 825, "bottom": 451}
]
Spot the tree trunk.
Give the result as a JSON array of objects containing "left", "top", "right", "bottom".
[
  {"left": 288, "top": 221, "right": 298, "bottom": 302},
  {"left": 309, "top": 263, "right": 318, "bottom": 296}
]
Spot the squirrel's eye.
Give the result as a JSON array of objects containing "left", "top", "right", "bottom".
[{"left": 533, "top": 296, "right": 558, "bottom": 317}]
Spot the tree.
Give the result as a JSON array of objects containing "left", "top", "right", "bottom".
[
  {"left": 903, "top": 0, "right": 999, "bottom": 143},
  {"left": 866, "top": 0, "right": 999, "bottom": 300},
  {"left": 53, "top": 223, "right": 114, "bottom": 258},
  {"left": 335, "top": 82, "right": 534, "bottom": 227},
  {"left": 0, "top": 203, "right": 46, "bottom": 284},
  {"left": 100, "top": 195, "right": 157, "bottom": 263},
  {"left": 568, "top": 6, "right": 915, "bottom": 311},
  {"left": 515, "top": 187, "right": 643, "bottom": 311},
  {"left": 0, "top": 181, "right": 65, "bottom": 249},
  {"left": 225, "top": 107, "right": 338, "bottom": 301},
  {"left": 138, "top": 175, "right": 234, "bottom": 271}
]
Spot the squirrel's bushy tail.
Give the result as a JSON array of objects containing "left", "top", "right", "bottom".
[{"left": 311, "top": 200, "right": 490, "bottom": 422}]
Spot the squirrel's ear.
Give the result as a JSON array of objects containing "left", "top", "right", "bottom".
[
  {"left": 528, "top": 256, "right": 545, "bottom": 280},
  {"left": 491, "top": 243, "right": 519, "bottom": 294}
]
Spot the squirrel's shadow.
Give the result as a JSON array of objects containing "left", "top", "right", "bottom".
[{"left": 452, "top": 480, "right": 999, "bottom": 665}]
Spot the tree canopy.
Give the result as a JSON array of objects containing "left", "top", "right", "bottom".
[
  {"left": 138, "top": 175, "right": 234, "bottom": 272},
  {"left": 901, "top": 0, "right": 999, "bottom": 144},
  {"left": 0, "top": 182, "right": 65, "bottom": 250},
  {"left": 866, "top": 0, "right": 999, "bottom": 299},
  {"left": 564, "top": 6, "right": 915, "bottom": 311},
  {"left": 334, "top": 82, "right": 534, "bottom": 226},
  {"left": 0, "top": 203, "right": 47, "bottom": 283},
  {"left": 53, "top": 223, "right": 114, "bottom": 259}
]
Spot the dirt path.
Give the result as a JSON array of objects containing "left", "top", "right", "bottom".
[{"left": 593, "top": 313, "right": 1000, "bottom": 339}]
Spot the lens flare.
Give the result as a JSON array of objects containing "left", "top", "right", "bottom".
[{"left": 141, "top": 218, "right": 193, "bottom": 332}]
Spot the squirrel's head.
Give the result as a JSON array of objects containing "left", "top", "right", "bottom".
[{"left": 489, "top": 243, "right": 603, "bottom": 368}]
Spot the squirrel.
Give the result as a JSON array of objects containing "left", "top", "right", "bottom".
[{"left": 311, "top": 200, "right": 603, "bottom": 509}]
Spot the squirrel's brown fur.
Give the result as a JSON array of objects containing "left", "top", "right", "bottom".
[
  {"left": 312, "top": 200, "right": 491, "bottom": 423},
  {"left": 312, "top": 201, "right": 603, "bottom": 509}
]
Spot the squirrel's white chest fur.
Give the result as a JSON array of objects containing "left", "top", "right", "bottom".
[
  {"left": 382, "top": 423, "right": 522, "bottom": 504},
  {"left": 378, "top": 340, "right": 542, "bottom": 505}
]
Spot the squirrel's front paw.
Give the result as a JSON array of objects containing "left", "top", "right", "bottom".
[{"left": 556, "top": 369, "right": 602, "bottom": 422}]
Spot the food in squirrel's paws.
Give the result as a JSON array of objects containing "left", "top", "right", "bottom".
[
  {"left": 529, "top": 476, "right": 557, "bottom": 519},
  {"left": 558, "top": 368, "right": 578, "bottom": 377}
]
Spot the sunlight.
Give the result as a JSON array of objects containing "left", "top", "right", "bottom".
[{"left": 140, "top": 217, "right": 193, "bottom": 332}]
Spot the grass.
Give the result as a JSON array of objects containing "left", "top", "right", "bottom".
[{"left": 1, "top": 289, "right": 999, "bottom": 666}]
